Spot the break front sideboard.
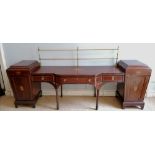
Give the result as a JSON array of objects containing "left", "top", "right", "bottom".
[{"left": 6, "top": 59, "right": 152, "bottom": 110}]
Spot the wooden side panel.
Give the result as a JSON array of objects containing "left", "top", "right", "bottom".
[
  {"left": 139, "top": 76, "right": 150, "bottom": 100},
  {"left": 124, "top": 75, "right": 146, "bottom": 102}
]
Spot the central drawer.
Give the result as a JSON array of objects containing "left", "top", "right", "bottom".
[
  {"left": 102, "top": 75, "right": 124, "bottom": 82},
  {"left": 57, "top": 76, "right": 95, "bottom": 84},
  {"left": 32, "top": 75, "right": 54, "bottom": 82}
]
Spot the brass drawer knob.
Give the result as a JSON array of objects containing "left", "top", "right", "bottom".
[
  {"left": 63, "top": 79, "right": 66, "bottom": 82},
  {"left": 41, "top": 76, "right": 45, "bottom": 80},
  {"left": 20, "top": 86, "right": 24, "bottom": 91},
  {"left": 88, "top": 79, "right": 91, "bottom": 83}
]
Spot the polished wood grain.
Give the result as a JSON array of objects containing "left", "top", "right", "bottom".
[{"left": 31, "top": 75, "right": 54, "bottom": 82}]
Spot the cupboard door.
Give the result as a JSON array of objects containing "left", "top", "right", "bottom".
[
  {"left": 125, "top": 75, "right": 145, "bottom": 101},
  {"left": 10, "top": 76, "right": 31, "bottom": 100}
]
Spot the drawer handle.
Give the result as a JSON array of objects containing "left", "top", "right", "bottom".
[
  {"left": 88, "top": 79, "right": 92, "bottom": 83},
  {"left": 63, "top": 79, "right": 66, "bottom": 82},
  {"left": 20, "top": 86, "right": 24, "bottom": 91},
  {"left": 41, "top": 77, "right": 45, "bottom": 80},
  {"left": 112, "top": 76, "right": 114, "bottom": 80}
]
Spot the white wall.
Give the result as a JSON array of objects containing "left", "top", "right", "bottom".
[
  {"left": 118, "top": 43, "right": 155, "bottom": 96},
  {"left": 2, "top": 43, "right": 155, "bottom": 96},
  {"left": 3, "top": 43, "right": 118, "bottom": 66},
  {"left": 3, "top": 43, "right": 38, "bottom": 66},
  {"left": 119, "top": 43, "right": 155, "bottom": 79}
]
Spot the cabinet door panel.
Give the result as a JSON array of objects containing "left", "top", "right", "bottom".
[
  {"left": 10, "top": 76, "right": 31, "bottom": 100},
  {"left": 125, "top": 75, "right": 145, "bottom": 101}
]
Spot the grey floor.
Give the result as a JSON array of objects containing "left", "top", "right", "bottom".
[{"left": 0, "top": 95, "right": 155, "bottom": 111}]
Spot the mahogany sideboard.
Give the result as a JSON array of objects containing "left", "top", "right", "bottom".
[{"left": 6, "top": 60, "right": 151, "bottom": 110}]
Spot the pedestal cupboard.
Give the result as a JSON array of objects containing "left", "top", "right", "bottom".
[
  {"left": 7, "top": 60, "right": 42, "bottom": 108},
  {"left": 117, "top": 60, "right": 152, "bottom": 109}
]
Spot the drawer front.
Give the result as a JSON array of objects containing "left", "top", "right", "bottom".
[
  {"left": 102, "top": 75, "right": 124, "bottom": 82},
  {"left": 57, "top": 77, "right": 95, "bottom": 84},
  {"left": 114, "top": 76, "right": 124, "bottom": 82},
  {"left": 32, "top": 75, "right": 54, "bottom": 82}
]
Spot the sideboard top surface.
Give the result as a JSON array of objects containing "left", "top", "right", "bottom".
[
  {"left": 8, "top": 60, "right": 40, "bottom": 72},
  {"left": 32, "top": 66, "right": 124, "bottom": 76}
]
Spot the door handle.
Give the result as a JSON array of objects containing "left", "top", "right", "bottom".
[{"left": 20, "top": 86, "right": 24, "bottom": 91}]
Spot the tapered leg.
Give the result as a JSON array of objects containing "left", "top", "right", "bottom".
[
  {"left": 61, "top": 85, "right": 63, "bottom": 97},
  {"left": 96, "top": 89, "right": 99, "bottom": 110},
  {"left": 94, "top": 86, "right": 96, "bottom": 97},
  {"left": 56, "top": 88, "right": 59, "bottom": 110}
]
